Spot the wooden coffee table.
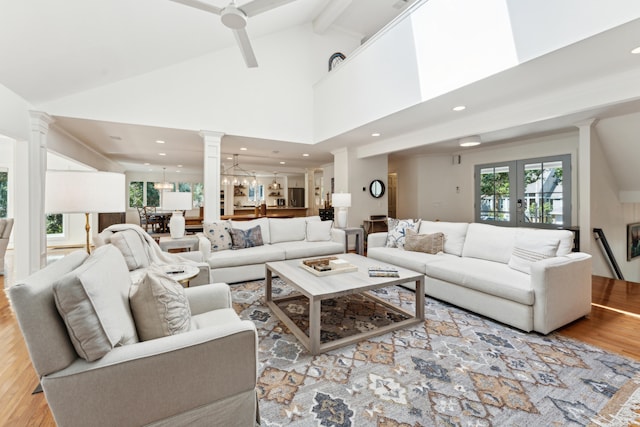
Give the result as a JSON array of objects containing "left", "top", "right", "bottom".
[{"left": 265, "top": 253, "right": 424, "bottom": 355}]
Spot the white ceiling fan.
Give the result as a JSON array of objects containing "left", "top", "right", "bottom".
[{"left": 170, "top": 0, "right": 297, "bottom": 67}]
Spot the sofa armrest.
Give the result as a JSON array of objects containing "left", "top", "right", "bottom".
[
  {"left": 177, "top": 250, "right": 204, "bottom": 262},
  {"left": 196, "top": 233, "right": 212, "bottom": 258},
  {"left": 42, "top": 321, "right": 258, "bottom": 427},
  {"left": 530, "top": 252, "right": 592, "bottom": 334},
  {"left": 184, "top": 282, "right": 232, "bottom": 314},
  {"left": 330, "top": 228, "right": 347, "bottom": 252},
  {"left": 368, "top": 232, "right": 388, "bottom": 248}
]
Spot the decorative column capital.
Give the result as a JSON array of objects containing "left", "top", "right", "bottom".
[{"left": 28, "top": 111, "right": 54, "bottom": 134}]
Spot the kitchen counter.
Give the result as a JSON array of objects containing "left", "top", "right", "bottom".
[{"left": 226, "top": 207, "right": 308, "bottom": 219}]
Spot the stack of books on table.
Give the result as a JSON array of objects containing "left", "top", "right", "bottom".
[{"left": 368, "top": 266, "right": 399, "bottom": 278}]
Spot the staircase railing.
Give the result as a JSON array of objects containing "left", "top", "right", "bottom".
[{"left": 593, "top": 228, "right": 624, "bottom": 280}]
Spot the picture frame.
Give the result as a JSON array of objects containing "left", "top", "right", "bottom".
[{"left": 627, "top": 222, "right": 640, "bottom": 261}]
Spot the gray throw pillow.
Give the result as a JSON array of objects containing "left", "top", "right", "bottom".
[
  {"left": 229, "top": 225, "right": 264, "bottom": 249},
  {"left": 129, "top": 267, "right": 192, "bottom": 341}
]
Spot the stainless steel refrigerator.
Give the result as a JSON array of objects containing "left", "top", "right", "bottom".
[{"left": 288, "top": 188, "right": 305, "bottom": 207}]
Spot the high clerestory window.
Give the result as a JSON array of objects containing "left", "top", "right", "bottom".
[{"left": 475, "top": 154, "right": 571, "bottom": 228}]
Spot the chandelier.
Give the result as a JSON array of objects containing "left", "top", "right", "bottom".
[
  {"left": 221, "top": 154, "right": 257, "bottom": 186},
  {"left": 154, "top": 167, "right": 173, "bottom": 190}
]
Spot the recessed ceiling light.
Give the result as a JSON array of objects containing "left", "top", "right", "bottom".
[
  {"left": 226, "top": 157, "right": 233, "bottom": 160},
  {"left": 240, "top": 147, "right": 247, "bottom": 151},
  {"left": 632, "top": 46, "right": 640, "bottom": 54},
  {"left": 453, "top": 105, "right": 466, "bottom": 111},
  {"left": 177, "top": 164, "right": 183, "bottom": 168},
  {"left": 280, "top": 161, "right": 286, "bottom": 165},
  {"left": 371, "top": 133, "right": 381, "bottom": 137},
  {"left": 159, "top": 152, "right": 166, "bottom": 156},
  {"left": 143, "top": 162, "right": 150, "bottom": 166},
  {"left": 302, "top": 153, "right": 309, "bottom": 157},
  {"left": 176, "top": 170, "right": 181, "bottom": 173},
  {"left": 459, "top": 135, "right": 481, "bottom": 147},
  {"left": 156, "top": 140, "right": 165, "bottom": 144}
]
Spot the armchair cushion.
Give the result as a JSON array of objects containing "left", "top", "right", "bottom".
[
  {"left": 110, "top": 229, "right": 150, "bottom": 270},
  {"left": 130, "top": 267, "right": 192, "bottom": 341},
  {"left": 52, "top": 245, "right": 138, "bottom": 361}
]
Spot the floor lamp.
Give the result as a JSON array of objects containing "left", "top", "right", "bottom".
[
  {"left": 331, "top": 193, "right": 351, "bottom": 229},
  {"left": 162, "top": 192, "right": 192, "bottom": 238},
  {"left": 45, "top": 171, "right": 125, "bottom": 254}
]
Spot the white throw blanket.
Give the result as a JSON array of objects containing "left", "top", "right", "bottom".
[{"left": 102, "top": 223, "right": 201, "bottom": 267}]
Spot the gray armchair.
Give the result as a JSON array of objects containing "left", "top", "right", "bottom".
[
  {"left": 0, "top": 218, "right": 13, "bottom": 275},
  {"left": 8, "top": 246, "right": 259, "bottom": 426}
]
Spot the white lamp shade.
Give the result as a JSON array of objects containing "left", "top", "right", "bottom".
[
  {"left": 45, "top": 171, "right": 125, "bottom": 213},
  {"left": 162, "top": 192, "right": 192, "bottom": 211},
  {"left": 332, "top": 193, "right": 351, "bottom": 208}
]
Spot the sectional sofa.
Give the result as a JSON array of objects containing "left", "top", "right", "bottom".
[
  {"left": 367, "top": 221, "right": 592, "bottom": 334},
  {"left": 197, "top": 216, "right": 346, "bottom": 283}
]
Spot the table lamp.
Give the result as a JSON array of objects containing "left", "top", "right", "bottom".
[
  {"left": 162, "top": 192, "right": 192, "bottom": 238},
  {"left": 45, "top": 171, "right": 125, "bottom": 253},
  {"left": 331, "top": 192, "right": 351, "bottom": 229}
]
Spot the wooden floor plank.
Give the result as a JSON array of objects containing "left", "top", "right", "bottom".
[{"left": 1, "top": 273, "right": 638, "bottom": 426}]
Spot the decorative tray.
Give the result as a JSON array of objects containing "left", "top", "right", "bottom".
[{"left": 300, "top": 256, "right": 358, "bottom": 276}]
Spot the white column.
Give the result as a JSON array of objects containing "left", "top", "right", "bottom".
[
  {"left": 331, "top": 147, "right": 349, "bottom": 194},
  {"left": 14, "top": 111, "right": 53, "bottom": 279},
  {"left": 201, "top": 131, "right": 224, "bottom": 222},
  {"left": 576, "top": 119, "right": 596, "bottom": 254}
]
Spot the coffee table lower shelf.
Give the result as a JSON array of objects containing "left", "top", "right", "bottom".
[{"left": 265, "top": 254, "right": 424, "bottom": 355}]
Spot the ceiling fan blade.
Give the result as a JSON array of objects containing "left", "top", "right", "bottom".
[
  {"left": 169, "top": 0, "right": 222, "bottom": 15},
  {"left": 239, "top": 0, "right": 297, "bottom": 17},
  {"left": 233, "top": 28, "right": 258, "bottom": 67}
]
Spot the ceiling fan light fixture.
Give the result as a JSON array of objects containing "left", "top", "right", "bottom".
[{"left": 221, "top": 6, "right": 247, "bottom": 29}]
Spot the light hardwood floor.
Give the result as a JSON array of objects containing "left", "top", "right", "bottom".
[{"left": 1, "top": 274, "right": 639, "bottom": 426}]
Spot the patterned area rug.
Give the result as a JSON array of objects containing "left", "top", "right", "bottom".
[{"left": 231, "top": 279, "right": 640, "bottom": 426}]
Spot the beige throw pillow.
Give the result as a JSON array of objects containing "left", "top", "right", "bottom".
[
  {"left": 129, "top": 267, "right": 192, "bottom": 341},
  {"left": 404, "top": 229, "right": 444, "bottom": 254},
  {"left": 53, "top": 245, "right": 138, "bottom": 361}
]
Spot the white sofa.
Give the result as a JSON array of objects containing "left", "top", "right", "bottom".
[
  {"left": 367, "top": 221, "right": 592, "bottom": 334},
  {"left": 197, "top": 216, "right": 346, "bottom": 283}
]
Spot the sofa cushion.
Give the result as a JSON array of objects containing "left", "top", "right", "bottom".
[
  {"left": 52, "top": 245, "right": 138, "bottom": 361},
  {"left": 272, "top": 241, "right": 344, "bottom": 259},
  {"left": 418, "top": 221, "right": 469, "bottom": 256},
  {"left": 230, "top": 217, "right": 270, "bottom": 244},
  {"left": 367, "top": 246, "right": 449, "bottom": 274},
  {"left": 306, "top": 220, "right": 333, "bottom": 242},
  {"left": 207, "top": 245, "right": 285, "bottom": 269},
  {"left": 191, "top": 308, "right": 241, "bottom": 330},
  {"left": 230, "top": 225, "right": 264, "bottom": 249},
  {"left": 508, "top": 237, "right": 560, "bottom": 274},
  {"left": 462, "top": 223, "right": 518, "bottom": 264},
  {"left": 129, "top": 267, "right": 191, "bottom": 341},
  {"left": 203, "top": 220, "right": 232, "bottom": 252},
  {"left": 110, "top": 229, "right": 150, "bottom": 270},
  {"left": 270, "top": 217, "right": 306, "bottom": 243},
  {"left": 425, "top": 257, "right": 533, "bottom": 305},
  {"left": 385, "top": 218, "right": 420, "bottom": 248},
  {"left": 404, "top": 229, "right": 444, "bottom": 254}
]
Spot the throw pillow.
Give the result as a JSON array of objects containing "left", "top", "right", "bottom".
[
  {"left": 404, "top": 229, "right": 444, "bottom": 254},
  {"left": 129, "top": 267, "right": 192, "bottom": 341},
  {"left": 385, "top": 218, "right": 421, "bottom": 248},
  {"left": 306, "top": 220, "right": 333, "bottom": 242},
  {"left": 508, "top": 237, "right": 560, "bottom": 274},
  {"left": 110, "top": 229, "right": 150, "bottom": 271},
  {"left": 53, "top": 245, "right": 138, "bottom": 361},
  {"left": 203, "top": 220, "right": 233, "bottom": 252},
  {"left": 229, "top": 225, "right": 264, "bottom": 249}
]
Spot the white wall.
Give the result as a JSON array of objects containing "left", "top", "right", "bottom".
[
  {"left": 48, "top": 125, "right": 123, "bottom": 173},
  {"left": 41, "top": 24, "right": 360, "bottom": 145},
  {"left": 391, "top": 131, "right": 579, "bottom": 222},
  {"left": 591, "top": 130, "right": 640, "bottom": 281},
  {"left": 0, "top": 84, "right": 31, "bottom": 141},
  {"left": 346, "top": 151, "right": 388, "bottom": 228}
]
